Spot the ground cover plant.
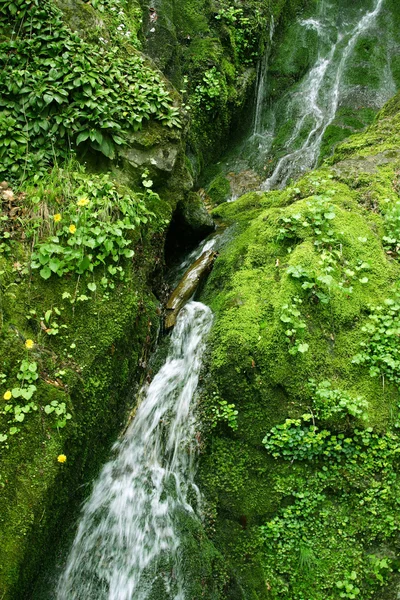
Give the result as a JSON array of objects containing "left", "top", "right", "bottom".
[{"left": 0, "top": 0, "right": 180, "bottom": 180}]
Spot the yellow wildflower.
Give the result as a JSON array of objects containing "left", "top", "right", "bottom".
[
  {"left": 3, "top": 390, "right": 12, "bottom": 400},
  {"left": 57, "top": 454, "right": 67, "bottom": 463},
  {"left": 25, "top": 339, "right": 34, "bottom": 350},
  {"left": 53, "top": 213, "right": 62, "bottom": 222},
  {"left": 77, "top": 197, "right": 89, "bottom": 207},
  {"left": 69, "top": 224, "right": 77, "bottom": 234}
]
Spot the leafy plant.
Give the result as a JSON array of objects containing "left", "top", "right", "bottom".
[
  {"left": 214, "top": 1, "right": 268, "bottom": 65},
  {"left": 336, "top": 572, "right": 360, "bottom": 599},
  {"left": 30, "top": 169, "right": 154, "bottom": 281},
  {"left": 210, "top": 391, "right": 239, "bottom": 431},
  {"left": 352, "top": 295, "right": 400, "bottom": 386},
  {"left": 280, "top": 296, "right": 309, "bottom": 355},
  {"left": 0, "top": 0, "right": 180, "bottom": 179},
  {"left": 383, "top": 200, "right": 400, "bottom": 255},
  {"left": 192, "top": 67, "right": 227, "bottom": 112},
  {"left": 44, "top": 400, "right": 72, "bottom": 429},
  {"left": 287, "top": 264, "right": 331, "bottom": 304},
  {"left": 1, "top": 353, "right": 73, "bottom": 445},
  {"left": 88, "top": 0, "right": 141, "bottom": 46},
  {"left": 263, "top": 419, "right": 331, "bottom": 461},
  {"left": 278, "top": 195, "right": 336, "bottom": 249},
  {"left": 261, "top": 380, "right": 400, "bottom": 598},
  {"left": 0, "top": 214, "right": 11, "bottom": 254},
  {"left": 309, "top": 379, "right": 369, "bottom": 421}
]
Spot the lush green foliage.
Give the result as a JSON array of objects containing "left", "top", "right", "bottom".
[
  {"left": 277, "top": 192, "right": 372, "bottom": 356},
  {"left": 352, "top": 294, "right": 400, "bottom": 386},
  {"left": 192, "top": 67, "right": 228, "bottom": 112},
  {"left": 209, "top": 391, "right": 239, "bottom": 431},
  {"left": 262, "top": 410, "right": 400, "bottom": 598},
  {"left": 1, "top": 354, "right": 72, "bottom": 447},
  {"left": 0, "top": 0, "right": 180, "bottom": 180},
  {"left": 309, "top": 379, "right": 369, "bottom": 421},
  {"left": 280, "top": 296, "right": 309, "bottom": 355},
  {"left": 214, "top": 2, "right": 268, "bottom": 65},
  {"left": 286, "top": 264, "right": 331, "bottom": 304},
  {"left": 0, "top": 214, "right": 11, "bottom": 254},
  {"left": 277, "top": 194, "right": 337, "bottom": 248},
  {"left": 30, "top": 167, "right": 155, "bottom": 282},
  {"left": 383, "top": 200, "right": 400, "bottom": 255},
  {"left": 88, "top": 0, "right": 142, "bottom": 45}
]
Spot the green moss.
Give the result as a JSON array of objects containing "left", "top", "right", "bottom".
[
  {"left": 198, "top": 94, "right": 400, "bottom": 599},
  {"left": 207, "top": 175, "right": 231, "bottom": 206},
  {"left": 141, "top": 0, "right": 309, "bottom": 169},
  {"left": 0, "top": 168, "right": 173, "bottom": 598}
]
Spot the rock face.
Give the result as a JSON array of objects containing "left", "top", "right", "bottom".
[
  {"left": 118, "top": 123, "right": 184, "bottom": 185},
  {"left": 165, "top": 192, "right": 215, "bottom": 256},
  {"left": 165, "top": 249, "right": 217, "bottom": 328},
  {"left": 138, "top": 0, "right": 307, "bottom": 171},
  {"left": 179, "top": 192, "right": 215, "bottom": 236}
]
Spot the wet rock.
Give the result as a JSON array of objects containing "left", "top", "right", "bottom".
[
  {"left": 165, "top": 249, "right": 217, "bottom": 328},
  {"left": 207, "top": 174, "right": 231, "bottom": 206},
  {"left": 179, "top": 192, "right": 215, "bottom": 236},
  {"left": 119, "top": 123, "right": 182, "bottom": 177},
  {"left": 165, "top": 192, "right": 215, "bottom": 260},
  {"left": 226, "top": 169, "right": 262, "bottom": 200},
  {"left": 54, "top": 0, "right": 107, "bottom": 39},
  {"left": 332, "top": 149, "right": 400, "bottom": 177}
]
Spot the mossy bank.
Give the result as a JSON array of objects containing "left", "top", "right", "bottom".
[
  {"left": 0, "top": 0, "right": 185, "bottom": 597},
  {"left": 198, "top": 92, "right": 400, "bottom": 599}
]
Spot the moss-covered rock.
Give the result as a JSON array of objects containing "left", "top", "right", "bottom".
[
  {"left": 207, "top": 175, "right": 232, "bottom": 206},
  {"left": 197, "top": 92, "right": 400, "bottom": 599},
  {"left": 0, "top": 183, "right": 172, "bottom": 598}
]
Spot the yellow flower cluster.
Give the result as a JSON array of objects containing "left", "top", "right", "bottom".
[
  {"left": 53, "top": 213, "right": 62, "bottom": 222},
  {"left": 3, "top": 390, "right": 11, "bottom": 400},
  {"left": 57, "top": 454, "right": 67, "bottom": 463},
  {"left": 25, "top": 339, "right": 34, "bottom": 349},
  {"left": 69, "top": 224, "right": 77, "bottom": 234},
  {"left": 77, "top": 196, "right": 89, "bottom": 207}
]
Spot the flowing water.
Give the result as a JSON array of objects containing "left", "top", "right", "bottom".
[
  {"left": 261, "top": 0, "right": 385, "bottom": 190},
  {"left": 56, "top": 301, "right": 213, "bottom": 600},
  {"left": 221, "top": 0, "right": 395, "bottom": 199}
]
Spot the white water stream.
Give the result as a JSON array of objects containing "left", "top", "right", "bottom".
[
  {"left": 57, "top": 301, "right": 213, "bottom": 600},
  {"left": 262, "top": 0, "right": 385, "bottom": 190}
]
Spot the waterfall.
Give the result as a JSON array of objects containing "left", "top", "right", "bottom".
[
  {"left": 261, "top": 0, "right": 385, "bottom": 190},
  {"left": 253, "top": 16, "right": 275, "bottom": 136},
  {"left": 56, "top": 301, "right": 213, "bottom": 600}
]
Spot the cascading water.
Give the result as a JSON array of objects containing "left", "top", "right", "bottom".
[
  {"left": 56, "top": 301, "right": 213, "bottom": 600},
  {"left": 261, "top": 0, "right": 385, "bottom": 190}
]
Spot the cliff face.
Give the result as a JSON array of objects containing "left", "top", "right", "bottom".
[
  {"left": 0, "top": 1, "right": 182, "bottom": 597},
  {"left": 139, "top": 0, "right": 309, "bottom": 172},
  {"left": 198, "top": 95, "right": 400, "bottom": 598}
]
